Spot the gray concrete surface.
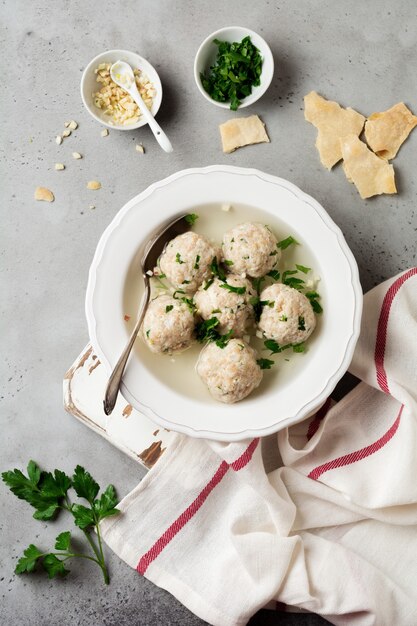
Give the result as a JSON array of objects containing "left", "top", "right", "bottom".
[{"left": 1, "top": 0, "right": 416, "bottom": 624}]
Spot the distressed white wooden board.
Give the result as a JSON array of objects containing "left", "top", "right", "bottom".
[{"left": 63, "top": 345, "right": 175, "bottom": 469}]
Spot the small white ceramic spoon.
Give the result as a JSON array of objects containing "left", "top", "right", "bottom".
[{"left": 110, "top": 61, "right": 173, "bottom": 153}]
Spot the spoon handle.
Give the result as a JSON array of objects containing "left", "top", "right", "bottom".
[
  {"left": 103, "top": 277, "right": 151, "bottom": 415},
  {"left": 131, "top": 86, "right": 173, "bottom": 153}
]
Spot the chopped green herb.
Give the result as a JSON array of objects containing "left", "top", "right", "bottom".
[
  {"left": 172, "top": 289, "right": 186, "bottom": 298},
  {"left": 165, "top": 305, "right": 174, "bottom": 313},
  {"left": 196, "top": 317, "right": 220, "bottom": 343},
  {"left": 200, "top": 36, "right": 263, "bottom": 111},
  {"left": 264, "top": 339, "right": 292, "bottom": 354},
  {"left": 257, "top": 358, "right": 275, "bottom": 370},
  {"left": 182, "top": 279, "right": 191, "bottom": 284},
  {"left": 224, "top": 259, "right": 234, "bottom": 266},
  {"left": 194, "top": 255, "right": 201, "bottom": 270},
  {"left": 203, "top": 278, "right": 214, "bottom": 290},
  {"left": 157, "top": 272, "right": 166, "bottom": 279},
  {"left": 219, "top": 282, "right": 246, "bottom": 295},
  {"left": 175, "top": 253, "right": 184, "bottom": 264},
  {"left": 146, "top": 329, "right": 150, "bottom": 338},
  {"left": 266, "top": 269, "right": 280, "bottom": 280},
  {"left": 180, "top": 297, "right": 196, "bottom": 313},
  {"left": 306, "top": 291, "right": 323, "bottom": 314},
  {"left": 279, "top": 314, "right": 288, "bottom": 321},
  {"left": 277, "top": 236, "right": 299, "bottom": 250},
  {"left": 298, "top": 316, "right": 306, "bottom": 331},
  {"left": 211, "top": 308, "right": 221, "bottom": 314},
  {"left": 293, "top": 343, "right": 306, "bottom": 353},
  {"left": 269, "top": 250, "right": 278, "bottom": 256},
  {"left": 252, "top": 276, "right": 266, "bottom": 294},
  {"left": 185, "top": 213, "right": 199, "bottom": 226},
  {"left": 215, "top": 329, "right": 233, "bottom": 349},
  {"left": 296, "top": 264, "right": 311, "bottom": 274},
  {"left": 210, "top": 256, "right": 226, "bottom": 281}
]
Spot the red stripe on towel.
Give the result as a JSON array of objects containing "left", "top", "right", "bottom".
[
  {"left": 308, "top": 404, "right": 403, "bottom": 480},
  {"left": 306, "top": 397, "right": 332, "bottom": 441},
  {"left": 137, "top": 438, "right": 259, "bottom": 575},
  {"left": 374, "top": 268, "right": 417, "bottom": 394}
]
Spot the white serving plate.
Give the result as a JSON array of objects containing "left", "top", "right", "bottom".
[{"left": 86, "top": 165, "right": 362, "bottom": 441}]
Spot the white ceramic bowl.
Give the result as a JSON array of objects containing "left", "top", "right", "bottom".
[
  {"left": 80, "top": 49, "right": 163, "bottom": 131},
  {"left": 86, "top": 166, "right": 362, "bottom": 441},
  {"left": 194, "top": 27, "right": 274, "bottom": 109}
]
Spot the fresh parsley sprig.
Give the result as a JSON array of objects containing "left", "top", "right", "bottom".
[{"left": 2, "top": 461, "right": 119, "bottom": 584}]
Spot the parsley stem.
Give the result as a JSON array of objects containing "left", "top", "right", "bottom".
[{"left": 95, "top": 523, "right": 109, "bottom": 585}]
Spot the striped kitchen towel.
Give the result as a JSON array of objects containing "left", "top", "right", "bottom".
[{"left": 101, "top": 268, "right": 417, "bottom": 626}]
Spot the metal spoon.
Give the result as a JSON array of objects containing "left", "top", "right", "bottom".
[
  {"left": 103, "top": 214, "right": 191, "bottom": 415},
  {"left": 110, "top": 61, "right": 173, "bottom": 153}
]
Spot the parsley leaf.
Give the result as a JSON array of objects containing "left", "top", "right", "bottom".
[
  {"left": 42, "top": 554, "right": 70, "bottom": 579},
  {"left": 224, "top": 259, "right": 234, "bottom": 266},
  {"left": 175, "top": 252, "right": 184, "bottom": 264},
  {"left": 72, "top": 465, "right": 99, "bottom": 504},
  {"left": 54, "top": 531, "right": 71, "bottom": 551},
  {"left": 15, "top": 544, "right": 43, "bottom": 574},
  {"left": 93, "top": 485, "right": 119, "bottom": 522},
  {"left": 185, "top": 213, "right": 199, "bottom": 226},
  {"left": 194, "top": 255, "right": 201, "bottom": 269},
  {"left": 257, "top": 358, "right": 275, "bottom": 370},
  {"left": 210, "top": 256, "right": 226, "bottom": 281},
  {"left": 196, "top": 317, "right": 220, "bottom": 343},
  {"left": 277, "top": 236, "right": 299, "bottom": 250},
  {"left": 165, "top": 305, "right": 173, "bottom": 313},
  {"left": 71, "top": 504, "right": 95, "bottom": 529},
  {"left": 264, "top": 339, "right": 292, "bottom": 354},
  {"left": 298, "top": 316, "right": 306, "bottom": 331},
  {"left": 296, "top": 264, "right": 311, "bottom": 274},
  {"left": 215, "top": 329, "right": 233, "bottom": 349},
  {"left": 293, "top": 342, "right": 306, "bottom": 353},
  {"left": 266, "top": 269, "right": 280, "bottom": 280},
  {"left": 219, "top": 282, "right": 246, "bottom": 295},
  {"left": 306, "top": 291, "right": 323, "bottom": 314}
]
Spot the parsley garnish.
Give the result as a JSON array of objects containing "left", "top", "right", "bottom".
[
  {"left": 210, "top": 256, "right": 226, "bottom": 281},
  {"left": 175, "top": 252, "right": 184, "bottom": 264},
  {"left": 215, "top": 329, "right": 233, "bottom": 349},
  {"left": 298, "top": 316, "right": 306, "bottom": 331},
  {"left": 185, "top": 213, "right": 199, "bottom": 226},
  {"left": 257, "top": 358, "right": 275, "bottom": 370},
  {"left": 252, "top": 276, "right": 266, "bottom": 294},
  {"left": 279, "top": 314, "right": 288, "bottom": 322},
  {"left": 250, "top": 296, "right": 273, "bottom": 321},
  {"left": 264, "top": 339, "right": 292, "bottom": 354},
  {"left": 266, "top": 269, "right": 280, "bottom": 280},
  {"left": 182, "top": 279, "right": 191, "bottom": 284},
  {"left": 203, "top": 278, "right": 214, "bottom": 290},
  {"left": 146, "top": 329, "right": 150, "bottom": 337},
  {"left": 224, "top": 259, "right": 234, "bottom": 266},
  {"left": 165, "top": 305, "right": 174, "bottom": 313},
  {"left": 200, "top": 36, "right": 263, "bottom": 111},
  {"left": 282, "top": 269, "right": 305, "bottom": 291},
  {"left": 277, "top": 236, "right": 299, "bottom": 250},
  {"left": 2, "top": 462, "right": 119, "bottom": 584},
  {"left": 196, "top": 317, "right": 220, "bottom": 343},
  {"left": 194, "top": 255, "right": 201, "bottom": 269},
  {"left": 293, "top": 342, "right": 306, "bottom": 353},
  {"left": 306, "top": 291, "right": 323, "bottom": 314},
  {"left": 296, "top": 264, "right": 311, "bottom": 274},
  {"left": 219, "top": 282, "right": 246, "bottom": 295}
]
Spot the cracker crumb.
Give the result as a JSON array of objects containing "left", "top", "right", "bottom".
[
  {"left": 101, "top": 128, "right": 109, "bottom": 137},
  {"left": 55, "top": 135, "right": 63, "bottom": 145},
  {"left": 87, "top": 180, "right": 101, "bottom": 190},
  {"left": 54, "top": 163, "right": 65, "bottom": 170},
  {"left": 64, "top": 121, "right": 70, "bottom": 128},
  {"left": 72, "top": 152, "right": 82, "bottom": 159},
  {"left": 34, "top": 187, "right": 54, "bottom": 202},
  {"left": 136, "top": 144, "right": 145, "bottom": 153},
  {"left": 68, "top": 120, "right": 78, "bottom": 130},
  {"left": 89, "top": 204, "right": 96, "bottom": 209},
  {"left": 62, "top": 129, "right": 71, "bottom": 138}
]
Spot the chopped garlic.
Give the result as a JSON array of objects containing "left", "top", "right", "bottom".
[
  {"left": 34, "top": 187, "right": 54, "bottom": 202},
  {"left": 55, "top": 135, "right": 63, "bottom": 145},
  {"left": 101, "top": 128, "right": 109, "bottom": 137},
  {"left": 136, "top": 144, "right": 145, "bottom": 153},
  {"left": 62, "top": 129, "right": 71, "bottom": 138},
  {"left": 54, "top": 163, "right": 65, "bottom": 170},
  {"left": 87, "top": 180, "right": 101, "bottom": 190},
  {"left": 68, "top": 120, "right": 78, "bottom": 130},
  {"left": 72, "top": 152, "right": 82, "bottom": 159}
]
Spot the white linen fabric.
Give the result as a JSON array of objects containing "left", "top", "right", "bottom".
[{"left": 101, "top": 268, "right": 417, "bottom": 626}]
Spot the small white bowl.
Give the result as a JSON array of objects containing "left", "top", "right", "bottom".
[
  {"left": 194, "top": 27, "right": 274, "bottom": 109},
  {"left": 80, "top": 49, "right": 163, "bottom": 131}
]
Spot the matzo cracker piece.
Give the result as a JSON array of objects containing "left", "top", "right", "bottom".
[
  {"left": 364, "top": 102, "right": 417, "bottom": 160},
  {"left": 304, "top": 91, "right": 365, "bottom": 170},
  {"left": 219, "top": 115, "right": 270, "bottom": 153},
  {"left": 340, "top": 134, "right": 396, "bottom": 199}
]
